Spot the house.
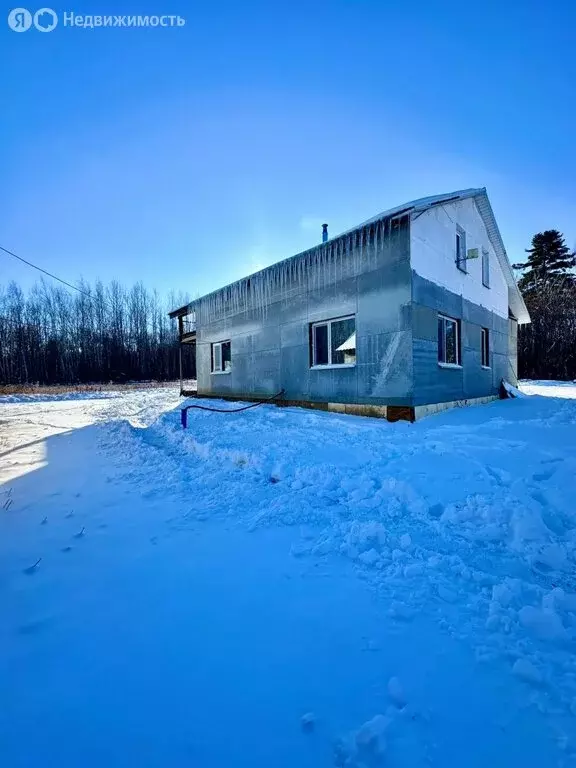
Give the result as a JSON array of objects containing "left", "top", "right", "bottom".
[{"left": 169, "top": 188, "right": 530, "bottom": 421}]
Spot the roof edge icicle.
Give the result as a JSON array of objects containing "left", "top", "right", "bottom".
[{"left": 169, "top": 188, "right": 530, "bottom": 325}]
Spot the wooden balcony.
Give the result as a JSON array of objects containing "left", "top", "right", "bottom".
[
  {"left": 168, "top": 304, "right": 196, "bottom": 344},
  {"left": 179, "top": 317, "right": 196, "bottom": 344}
]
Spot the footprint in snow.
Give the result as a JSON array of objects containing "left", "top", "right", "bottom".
[
  {"left": 485, "top": 465, "right": 511, "bottom": 487},
  {"left": 18, "top": 617, "right": 54, "bottom": 635},
  {"left": 533, "top": 457, "right": 564, "bottom": 482},
  {"left": 22, "top": 559, "right": 41, "bottom": 574},
  {"left": 428, "top": 503, "right": 444, "bottom": 519},
  {"left": 532, "top": 468, "right": 557, "bottom": 482}
]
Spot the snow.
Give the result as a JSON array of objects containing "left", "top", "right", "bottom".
[
  {"left": 1, "top": 383, "right": 576, "bottom": 766},
  {"left": 502, "top": 379, "right": 526, "bottom": 398},
  {"left": 387, "top": 676, "right": 407, "bottom": 709},
  {"left": 520, "top": 379, "right": 576, "bottom": 399},
  {"left": 301, "top": 712, "right": 316, "bottom": 732},
  {"left": 518, "top": 604, "right": 568, "bottom": 643},
  {"left": 512, "top": 658, "right": 543, "bottom": 685}
]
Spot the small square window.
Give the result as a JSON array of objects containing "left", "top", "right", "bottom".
[
  {"left": 482, "top": 248, "right": 490, "bottom": 288},
  {"left": 456, "top": 227, "right": 467, "bottom": 272},
  {"left": 438, "top": 314, "right": 461, "bottom": 366},
  {"left": 211, "top": 340, "right": 231, "bottom": 373},
  {"left": 311, "top": 316, "right": 356, "bottom": 367},
  {"left": 481, "top": 328, "right": 490, "bottom": 367}
]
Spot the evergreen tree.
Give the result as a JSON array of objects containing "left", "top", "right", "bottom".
[
  {"left": 515, "top": 230, "right": 576, "bottom": 380},
  {"left": 513, "top": 230, "right": 575, "bottom": 292}
]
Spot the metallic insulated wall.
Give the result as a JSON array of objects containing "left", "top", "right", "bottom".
[{"left": 195, "top": 216, "right": 515, "bottom": 407}]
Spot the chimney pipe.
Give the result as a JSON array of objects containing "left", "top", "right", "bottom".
[{"left": 322, "top": 223, "right": 328, "bottom": 243}]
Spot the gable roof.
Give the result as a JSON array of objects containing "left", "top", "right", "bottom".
[
  {"left": 473, "top": 190, "right": 530, "bottom": 324},
  {"left": 169, "top": 187, "right": 529, "bottom": 324},
  {"left": 343, "top": 187, "right": 529, "bottom": 323}
]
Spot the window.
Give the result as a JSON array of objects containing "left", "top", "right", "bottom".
[
  {"left": 211, "top": 340, "right": 231, "bottom": 373},
  {"left": 437, "top": 314, "right": 461, "bottom": 366},
  {"left": 481, "top": 328, "right": 490, "bottom": 368},
  {"left": 456, "top": 226, "right": 467, "bottom": 272},
  {"left": 482, "top": 248, "right": 490, "bottom": 288},
  {"left": 311, "top": 316, "right": 356, "bottom": 367}
]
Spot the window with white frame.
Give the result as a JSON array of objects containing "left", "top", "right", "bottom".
[
  {"left": 211, "top": 340, "right": 231, "bottom": 373},
  {"left": 311, "top": 316, "right": 356, "bottom": 367},
  {"left": 481, "top": 327, "right": 490, "bottom": 367},
  {"left": 437, "top": 314, "right": 461, "bottom": 366},
  {"left": 482, "top": 248, "right": 490, "bottom": 288},
  {"left": 456, "top": 226, "right": 467, "bottom": 272}
]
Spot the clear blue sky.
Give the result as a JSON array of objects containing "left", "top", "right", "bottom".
[{"left": 1, "top": 0, "right": 575, "bottom": 302}]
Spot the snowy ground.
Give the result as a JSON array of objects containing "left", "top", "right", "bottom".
[
  {"left": 1, "top": 382, "right": 576, "bottom": 767},
  {"left": 520, "top": 380, "right": 576, "bottom": 399}
]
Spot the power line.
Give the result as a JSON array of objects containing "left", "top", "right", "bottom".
[
  {"left": 0, "top": 244, "right": 96, "bottom": 302},
  {"left": 0, "top": 243, "right": 132, "bottom": 318},
  {"left": 0, "top": 244, "right": 180, "bottom": 338}
]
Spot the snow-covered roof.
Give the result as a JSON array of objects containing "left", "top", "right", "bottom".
[
  {"left": 169, "top": 187, "right": 529, "bottom": 324},
  {"left": 341, "top": 190, "right": 475, "bottom": 235}
]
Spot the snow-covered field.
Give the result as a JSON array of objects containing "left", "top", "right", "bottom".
[
  {"left": 521, "top": 380, "right": 576, "bottom": 399},
  {"left": 1, "top": 382, "right": 576, "bottom": 767}
]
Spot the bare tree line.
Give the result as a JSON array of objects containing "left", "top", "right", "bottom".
[
  {"left": 517, "top": 279, "right": 576, "bottom": 381},
  {"left": 0, "top": 279, "right": 194, "bottom": 385},
  {"left": 2, "top": 267, "right": 575, "bottom": 386}
]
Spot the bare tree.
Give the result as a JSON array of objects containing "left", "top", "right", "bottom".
[{"left": 0, "top": 278, "right": 193, "bottom": 386}]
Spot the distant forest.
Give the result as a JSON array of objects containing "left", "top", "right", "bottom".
[
  {"left": 0, "top": 279, "right": 195, "bottom": 385},
  {"left": 1, "top": 228, "right": 575, "bottom": 387}
]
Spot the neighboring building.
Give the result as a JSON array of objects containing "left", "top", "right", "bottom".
[{"left": 169, "top": 188, "right": 530, "bottom": 420}]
